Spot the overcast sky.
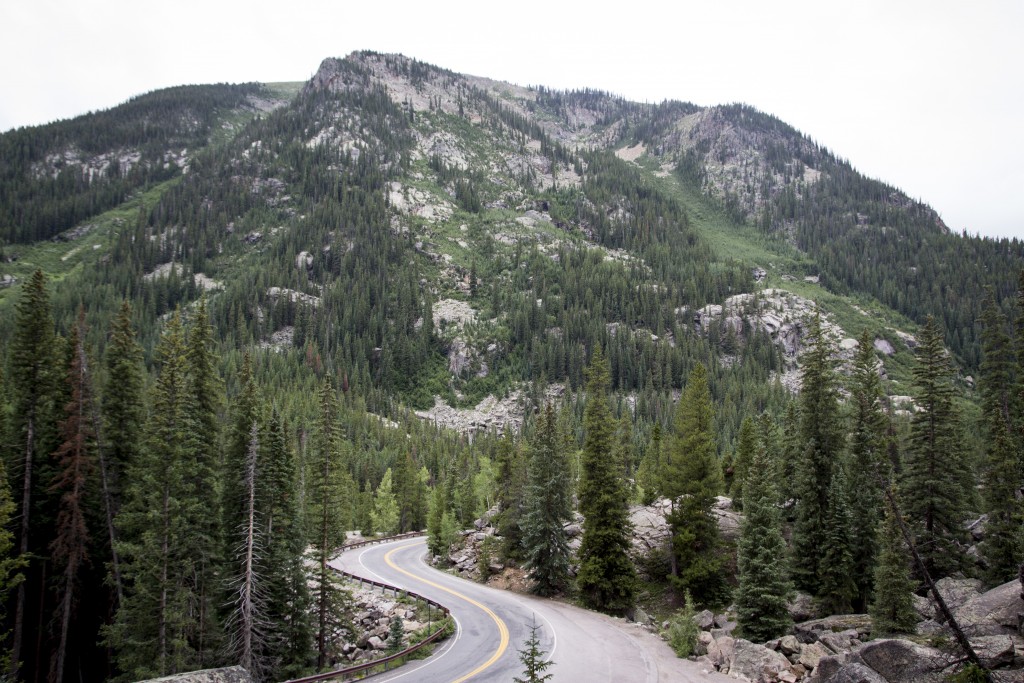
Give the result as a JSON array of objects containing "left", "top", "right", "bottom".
[{"left": 2, "top": 0, "right": 1021, "bottom": 239}]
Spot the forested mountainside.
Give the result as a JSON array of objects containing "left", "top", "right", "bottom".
[{"left": 0, "top": 51, "right": 1020, "bottom": 683}]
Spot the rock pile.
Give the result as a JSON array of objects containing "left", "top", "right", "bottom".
[
  {"left": 689, "top": 580, "right": 1024, "bottom": 682},
  {"left": 332, "top": 581, "right": 438, "bottom": 666}
]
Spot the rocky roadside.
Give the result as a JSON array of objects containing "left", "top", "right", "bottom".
[{"left": 439, "top": 499, "right": 1024, "bottom": 683}]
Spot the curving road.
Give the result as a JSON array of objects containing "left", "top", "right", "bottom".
[{"left": 331, "top": 538, "right": 731, "bottom": 682}]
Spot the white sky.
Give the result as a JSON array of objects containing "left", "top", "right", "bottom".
[{"left": 2, "top": 0, "right": 1022, "bottom": 239}]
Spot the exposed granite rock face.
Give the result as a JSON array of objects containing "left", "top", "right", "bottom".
[{"left": 139, "top": 667, "right": 252, "bottom": 683}]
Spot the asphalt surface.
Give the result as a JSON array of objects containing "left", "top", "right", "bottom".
[{"left": 332, "top": 537, "right": 731, "bottom": 682}]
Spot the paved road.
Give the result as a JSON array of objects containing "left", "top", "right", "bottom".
[{"left": 332, "top": 537, "right": 731, "bottom": 682}]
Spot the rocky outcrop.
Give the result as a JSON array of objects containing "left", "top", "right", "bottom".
[{"left": 139, "top": 667, "right": 251, "bottom": 683}]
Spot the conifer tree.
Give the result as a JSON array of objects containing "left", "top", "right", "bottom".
[
  {"left": 260, "top": 409, "right": 312, "bottom": 678},
  {"left": 791, "top": 313, "right": 845, "bottom": 594},
  {"left": 661, "top": 363, "right": 726, "bottom": 604},
  {"left": 730, "top": 416, "right": 757, "bottom": 507},
  {"left": 635, "top": 421, "right": 661, "bottom": 505},
  {"left": 902, "top": 316, "right": 971, "bottom": 578},
  {"left": 870, "top": 495, "right": 919, "bottom": 636},
  {"left": 816, "top": 468, "right": 857, "bottom": 615},
  {"left": 308, "top": 378, "right": 352, "bottom": 669},
  {"left": 0, "top": 453, "right": 24, "bottom": 675},
  {"left": 224, "top": 423, "right": 268, "bottom": 680},
  {"left": 111, "top": 311, "right": 212, "bottom": 678},
  {"left": 977, "top": 294, "right": 1024, "bottom": 585},
  {"left": 101, "top": 301, "right": 144, "bottom": 602},
  {"left": 371, "top": 469, "right": 400, "bottom": 536},
  {"left": 49, "top": 310, "right": 95, "bottom": 683},
  {"left": 513, "top": 617, "right": 553, "bottom": 683},
  {"left": 979, "top": 414, "right": 1023, "bottom": 585},
  {"left": 847, "top": 329, "right": 889, "bottom": 611},
  {"left": 576, "top": 345, "right": 635, "bottom": 615},
  {"left": 8, "top": 269, "right": 56, "bottom": 677},
  {"left": 736, "top": 438, "right": 792, "bottom": 641},
  {"left": 521, "top": 403, "right": 572, "bottom": 596},
  {"left": 494, "top": 432, "right": 527, "bottom": 561},
  {"left": 184, "top": 299, "right": 224, "bottom": 665}
]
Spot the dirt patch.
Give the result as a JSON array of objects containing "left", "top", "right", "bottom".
[{"left": 615, "top": 143, "right": 646, "bottom": 163}]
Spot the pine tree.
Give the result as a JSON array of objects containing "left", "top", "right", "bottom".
[
  {"left": 870, "top": 495, "right": 918, "bottom": 636},
  {"left": 7, "top": 269, "right": 56, "bottom": 677},
  {"left": 0, "top": 453, "right": 25, "bottom": 675},
  {"left": 260, "top": 409, "right": 312, "bottom": 678},
  {"left": 110, "top": 310, "right": 211, "bottom": 678},
  {"left": 386, "top": 615, "right": 404, "bottom": 654},
  {"left": 847, "top": 329, "right": 889, "bottom": 611},
  {"left": 661, "top": 363, "right": 726, "bottom": 604},
  {"left": 979, "top": 415, "right": 1023, "bottom": 586},
  {"left": 902, "top": 316, "right": 971, "bottom": 578},
  {"left": 635, "top": 421, "right": 661, "bottom": 506},
  {"left": 427, "top": 483, "right": 450, "bottom": 558},
  {"left": 513, "top": 617, "right": 553, "bottom": 683},
  {"left": 371, "top": 469, "right": 400, "bottom": 536},
  {"left": 101, "top": 300, "right": 144, "bottom": 603},
  {"left": 394, "top": 449, "right": 424, "bottom": 532},
  {"left": 816, "top": 468, "right": 857, "bottom": 615},
  {"left": 736, "top": 438, "right": 792, "bottom": 641},
  {"left": 521, "top": 403, "right": 572, "bottom": 596},
  {"left": 49, "top": 310, "right": 96, "bottom": 683},
  {"left": 791, "top": 312, "right": 845, "bottom": 594},
  {"left": 184, "top": 299, "right": 224, "bottom": 665},
  {"left": 731, "top": 416, "right": 757, "bottom": 507},
  {"left": 977, "top": 294, "right": 1024, "bottom": 585},
  {"left": 308, "top": 378, "right": 352, "bottom": 669},
  {"left": 224, "top": 423, "right": 268, "bottom": 680},
  {"left": 576, "top": 346, "right": 635, "bottom": 615}
]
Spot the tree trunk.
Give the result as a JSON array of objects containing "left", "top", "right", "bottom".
[{"left": 10, "top": 415, "right": 34, "bottom": 678}]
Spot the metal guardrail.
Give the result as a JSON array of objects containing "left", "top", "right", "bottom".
[{"left": 283, "top": 532, "right": 451, "bottom": 683}]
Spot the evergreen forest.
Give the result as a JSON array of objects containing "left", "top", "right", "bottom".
[{"left": 0, "top": 51, "right": 1020, "bottom": 682}]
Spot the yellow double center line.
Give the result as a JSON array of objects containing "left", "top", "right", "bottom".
[{"left": 384, "top": 541, "right": 510, "bottom": 682}]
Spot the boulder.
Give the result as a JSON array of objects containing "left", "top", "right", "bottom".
[
  {"left": 912, "top": 593, "right": 933, "bottom": 620},
  {"left": 706, "top": 635, "right": 735, "bottom": 670},
  {"left": 933, "top": 576, "right": 984, "bottom": 614},
  {"left": 788, "top": 592, "right": 817, "bottom": 622},
  {"left": 778, "top": 635, "right": 802, "bottom": 656},
  {"left": 847, "top": 638, "right": 946, "bottom": 683},
  {"left": 367, "top": 635, "right": 386, "bottom": 650},
  {"left": 808, "top": 654, "right": 847, "bottom": 683},
  {"left": 954, "top": 579, "right": 1024, "bottom": 637},
  {"left": 818, "top": 629, "right": 860, "bottom": 654},
  {"left": 798, "top": 642, "right": 833, "bottom": 670},
  {"left": 969, "top": 634, "right": 1016, "bottom": 669},
  {"left": 712, "top": 496, "right": 741, "bottom": 541},
  {"left": 728, "top": 638, "right": 792, "bottom": 683},
  {"left": 694, "top": 609, "right": 716, "bottom": 630},
  {"left": 695, "top": 631, "right": 714, "bottom": 657},
  {"left": 820, "top": 662, "right": 888, "bottom": 683},
  {"left": 794, "top": 615, "right": 872, "bottom": 644}
]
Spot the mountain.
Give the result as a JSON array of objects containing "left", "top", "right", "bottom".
[{"left": 0, "top": 51, "right": 1021, "bottom": 682}]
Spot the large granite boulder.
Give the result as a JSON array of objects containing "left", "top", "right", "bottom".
[
  {"left": 846, "top": 638, "right": 947, "bottom": 683},
  {"left": 728, "top": 638, "right": 793, "bottom": 683},
  {"left": 954, "top": 579, "right": 1024, "bottom": 637}
]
